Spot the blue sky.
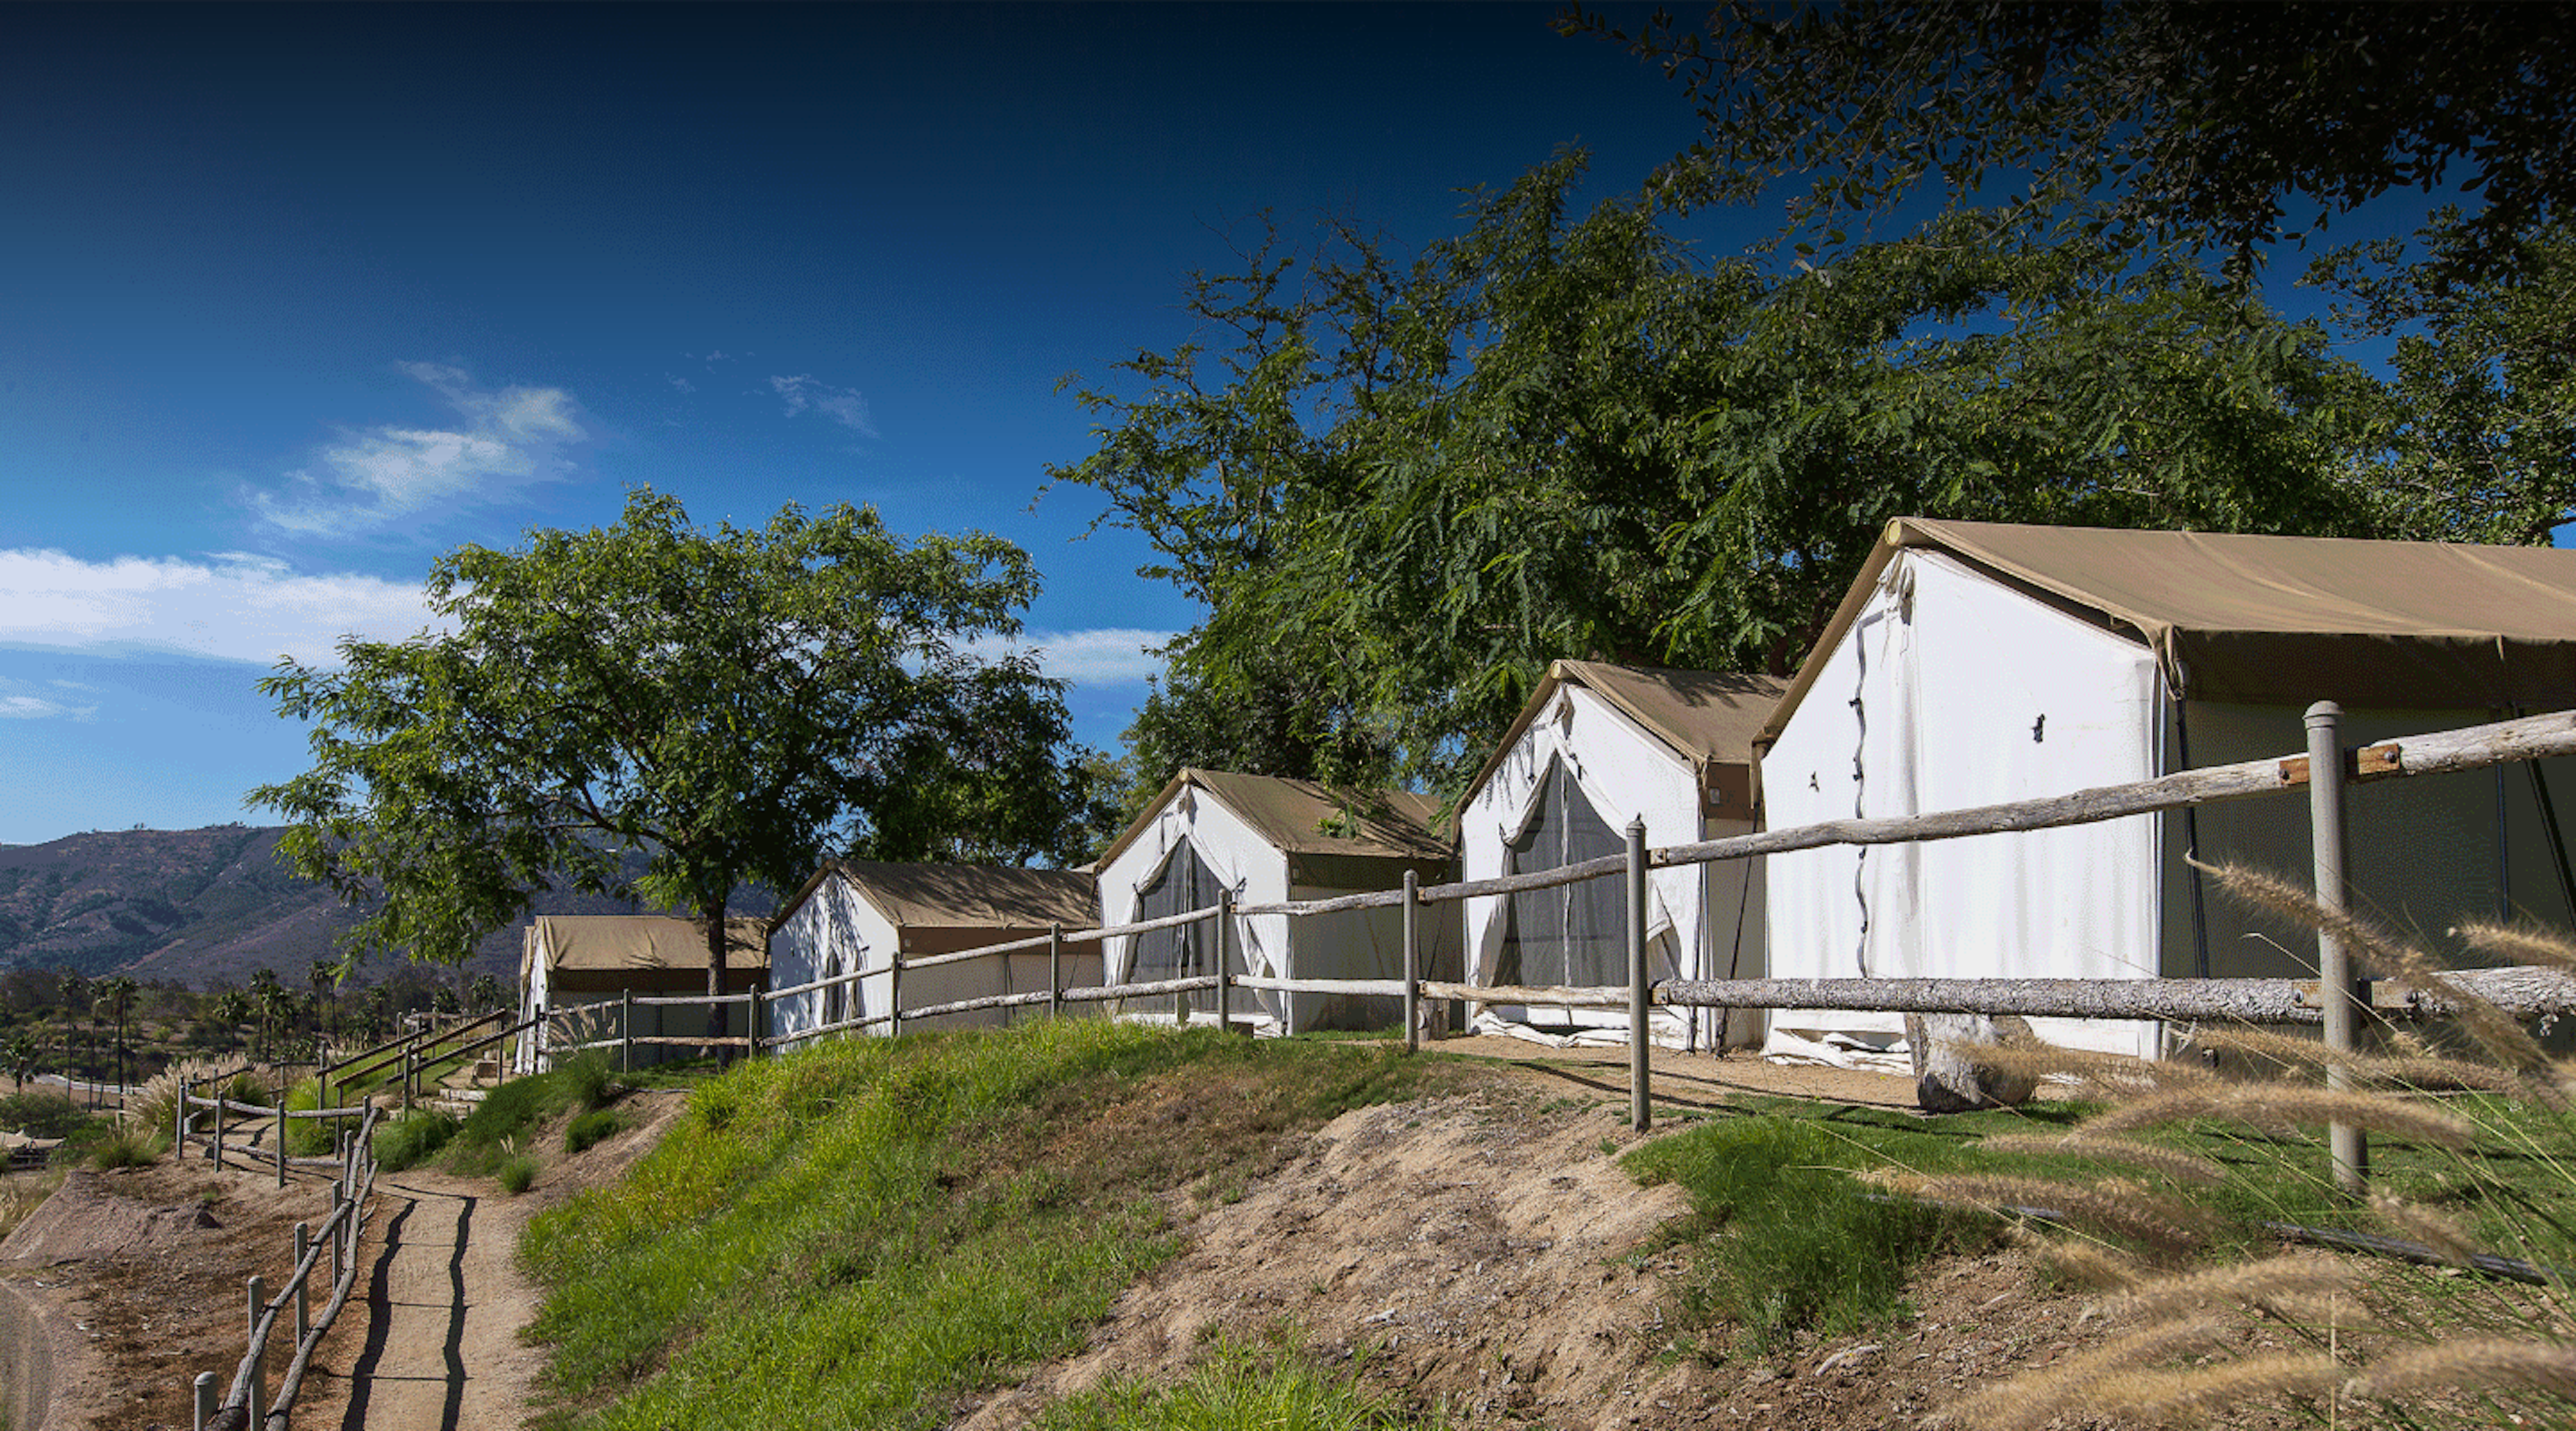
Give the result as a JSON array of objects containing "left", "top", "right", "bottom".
[{"left": 0, "top": 2, "right": 1731, "bottom": 846}]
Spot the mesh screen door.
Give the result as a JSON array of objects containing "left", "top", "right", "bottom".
[
  {"left": 1497, "top": 757, "right": 1627, "bottom": 990},
  {"left": 1132, "top": 840, "right": 1224, "bottom": 1014}
]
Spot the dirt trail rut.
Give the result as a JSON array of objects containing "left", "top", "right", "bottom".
[{"left": 303, "top": 1167, "right": 548, "bottom": 1431}]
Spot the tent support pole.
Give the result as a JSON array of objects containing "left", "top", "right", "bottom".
[
  {"left": 1402, "top": 870, "right": 1421, "bottom": 1055},
  {"left": 1627, "top": 818, "right": 1650, "bottom": 1133},
  {"left": 2308, "top": 702, "right": 2367, "bottom": 1194},
  {"left": 2176, "top": 698, "right": 2212, "bottom": 981},
  {"left": 1216, "top": 890, "right": 1234, "bottom": 1034}
]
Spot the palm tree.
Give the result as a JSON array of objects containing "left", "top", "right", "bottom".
[
  {"left": 309, "top": 960, "right": 337, "bottom": 1053},
  {"left": 55, "top": 973, "right": 91, "bottom": 1096},
  {"left": 247, "top": 968, "right": 284, "bottom": 1059},
  {"left": 4, "top": 1029, "right": 37, "bottom": 1093},
  {"left": 93, "top": 976, "right": 138, "bottom": 1092},
  {"left": 210, "top": 989, "right": 255, "bottom": 1057}
]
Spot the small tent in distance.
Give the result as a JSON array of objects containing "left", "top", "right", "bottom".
[
  {"left": 515, "top": 914, "right": 769, "bottom": 1073},
  {"left": 765, "top": 859, "right": 1099, "bottom": 1043},
  {"left": 1760, "top": 517, "right": 2576, "bottom": 1063},
  {"left": 1095, "top": 769, "right": 1458, "bottom": 1035},
  {"left": 1456, "top": 660, "right": 1786, "bottom": 1049}
]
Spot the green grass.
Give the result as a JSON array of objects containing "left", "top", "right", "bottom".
[
  {"left": 1032, "top": 1336, "right": 1444, "bottom": 1430},
  {"left": 446, "top": 1054, "right": 618, "bottom": 1177},
  {"left": 521, "top": 1020, "right": 1448, "bottom": 1431},
  {"left": 1623, "top": 1090, "right": 2576, "bottom": 1358},
  {"left": 373, "top": 1108, "right": 459, "bottom": 1172},
  {"left": 563, "top": 1108, "right": 629, "bottom": 1155},
  {"left": 500, "top": 1154, "right": 539, "bottom": 1194},
  {"left": 1625, "top": 1110, "right": 1999, "bottom": 1354},
  {"left": 279, "top": 1077, "right": 335, "bottom": 1157}
]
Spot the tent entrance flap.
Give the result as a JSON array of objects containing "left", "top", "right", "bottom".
[
  {"left": 1133, "top": 839, "right": 1226, "bottom": 1015},
  {"left": 1497, "top": 756, "right": 1630, "bottom": 991}
]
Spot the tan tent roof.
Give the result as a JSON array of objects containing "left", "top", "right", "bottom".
[
  {"left": 526, "top": 915, "right": 769, "bottom": 974},
  {"left": 1095, "top": 768, "right": 1452, "bottom": 885},
  {"left": 779, "top": 859, "right": 1096, "bottom": 931},
  {"left": 1461, "top": 660, "right": 1788, "bottom": 814},
  {"left": 1765, "top": 518, "right": 2576, "bottom": 741}
]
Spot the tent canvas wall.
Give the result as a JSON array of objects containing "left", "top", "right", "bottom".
[
  {"left": 516, "top": 914, "right": 769, "bottom": 1072},
  {"left": 1760, "top": 518, "right": 2576, "bottom": 1062},
  {"left": 766, "top": 859, "right": 1099, "bottom": 1040},
  {"left": 1094, "top": 769, "right": 1458, "bottom": 1035},
  {"left": 1457, "top": 661, "right": 1786, "bottom": 1049}
]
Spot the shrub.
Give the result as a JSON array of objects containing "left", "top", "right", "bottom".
[
  {"left": 88, "top": 1124, "right": 159, "bottom": 1170},
  {"left": 498, "top": 1155, "right": 538, "bottom": 1195},
  {"left": 374, "top": 1109, "right": 460, "bottom": 1172},
  {"left": 280, "top": 1077, "right": 335, "bottom": 1157},
  {"left": 558, "top": 1051, "right": 618, "bottom": 1112},
  {"left": 125, "top": 1057, "right": 229, "bottom": 1139},
  {"left": 564, "top": 1108, "right": 629, "bottom": 1155}
]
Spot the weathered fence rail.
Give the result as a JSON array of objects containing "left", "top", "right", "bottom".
[{"left": 196, "top": 1102, "right": 383, "bottom": 1431}]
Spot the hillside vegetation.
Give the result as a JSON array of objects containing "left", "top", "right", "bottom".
[{"left": 521, "top": 1021, "right": 1454, "bottom": 1430}]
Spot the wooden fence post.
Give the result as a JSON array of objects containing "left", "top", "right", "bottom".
[
  {"left": 274, "top": 1105, "right": 286, "bottom": 1189},
  {"left": 1216, "top": 889, "right": 1234, "bottom": 1034},
  {"left": 890, "top": 950, "right": 904, "bottom": 1039},
  {"left": 1048, "top": 924, "right": 1063, "bottom": 1021},
  {"left": 1402, "top": 869, "right": 1421, "bottom": 1055},
  {"left": 400, "top": 1045, "right": 413, "bottom": 1114},
  {"left": 1627, "top": 818, "right": 1651, "bottom": 1134},
  {"left": 747, "top": 987, "right": 763, "bottom": 1059},
  {"left": 291, "top": 1223, "right": 310, "bottom": 1342},
  {"left": 210, "top": 1092, "right": 224, "bottom": 1164},
  {"left": 619, "top": 991, "right": 633, "bottom": 1073},
  {"left": 246, "top": 1273, "right": 267, "bottom": 1415},
  {"left": 174, "top": 1074, "right": 188, "bottom": 1155},
  {"left": 195, "top": 1369, "right": 217, "bottom": 1430},
  {"left": 2308, "top": 700, "right": 2368, "bottom": 1192}
]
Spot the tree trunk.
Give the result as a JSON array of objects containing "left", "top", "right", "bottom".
[{"left": 704, "top": 898, "right": 732, "bottom": 1066}]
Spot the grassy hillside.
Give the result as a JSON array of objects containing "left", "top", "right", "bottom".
[{"left": 521, "top": 1022, "right": 1452, "bottom": 1430}]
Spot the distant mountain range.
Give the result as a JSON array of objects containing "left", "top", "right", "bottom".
[{"left": 0, "top": 825, "right": 773, "bottom": 989}]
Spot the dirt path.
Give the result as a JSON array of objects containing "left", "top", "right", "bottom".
[{"left": 290, "top": 1167, "right": 549, "bottom": 1431}]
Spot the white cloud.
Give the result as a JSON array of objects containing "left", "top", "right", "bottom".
[
  {"left": 768, "top": 374, "right": 877, "bottom": 437},
  {"left": 0, "top": 693, "right": 94, "bottom": 721},
  {"left": 971, "top": 628, "right": 1175, "bottom": 686},
  {"left": 248, "top": 363, "right": 588, "bottom": 537},
  {"left": 0, "top": 549, "right": 442, "bottom": 666}
]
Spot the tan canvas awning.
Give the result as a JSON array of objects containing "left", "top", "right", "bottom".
[
  {"left": 528, "top": 915, "right": 769, "bottom": 974},
  {"left": 1765, "top": 519, "right": 2576, "bottom": 741},
  {"left": 1093, "top": 768, "right": 1454, "bottom": 889},
  {"left": 1460, "top": 661, "right": 1787, "bottom": 818}
]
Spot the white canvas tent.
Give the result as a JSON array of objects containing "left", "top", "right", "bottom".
[
  {"left": 1760, "top": 518, "right": 2576, "bottom": 1062},
  {"left": 765, "top": 859, "right": 1099, "bottom": 1039},
  {"left": 1457, "top": 661, "right": 1787, "bottom": 1049},
  {"left": 1095, "top": 769, "right": 1458, "bottom": 1035},
  {"left": 515, "top": 914, "right": 768, "bottom": 1073}
]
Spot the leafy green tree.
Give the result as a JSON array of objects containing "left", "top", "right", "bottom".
[
  {"left": 1055, "top": 158, "right": 2376, "bottom": 794},
  {"left": 254, "top": 487, "right": 1103, "bottom": 1057},
  {"left": 466, "top": 973, "right": 505, "bottom": 1015},
  {"left": 1572, "top": 1, "right": 2576, "bottom": 280}
]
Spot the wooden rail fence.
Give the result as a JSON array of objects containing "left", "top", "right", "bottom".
[
  {"left": 191, "top": 1102, "right": 383, "bottom": 1431},
  {"left": 536, "top": 709, "right": 2576, "bottom": 1173}
]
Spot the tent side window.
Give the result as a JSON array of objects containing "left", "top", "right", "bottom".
[
  {"left": 1496, "top": 755, "right": 1626, "bottom": 989},
  {"left": 1132, "top": 840, "right": 1221, "bottom": 1013}
]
